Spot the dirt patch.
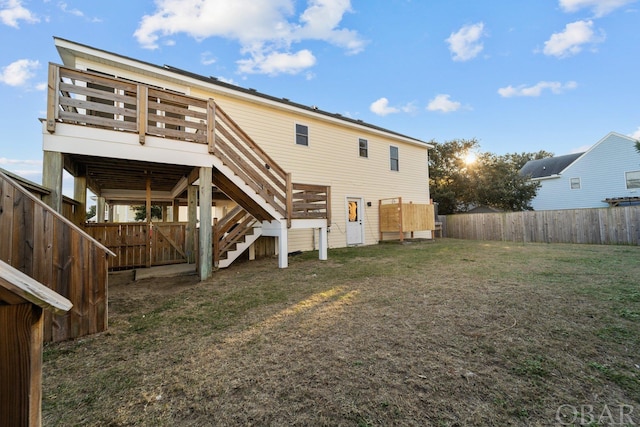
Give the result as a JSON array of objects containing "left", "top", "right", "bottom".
[{"left": 43, "top": 240, "right": 640, "bottom": 426}]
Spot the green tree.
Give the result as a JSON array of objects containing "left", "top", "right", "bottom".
[
  {"left": 429, "top": 139, "right": 552, "bottom": 213},
  {"left": 86, "top": 205, "right": 96, "bottom": 221},
  {"left": 428, "top": 138, "right": 479, "bottom": 214},
  {"left": 133, "top": 205, "right": 163, "bottom": 221},
  {"left": 635, "top": 140, "right": 640, "bottom": 154},
  {"left": 470, "top": 152, "right": 548, "bottom": 211}
]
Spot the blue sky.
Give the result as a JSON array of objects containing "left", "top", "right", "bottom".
[{"left": 1, "top": 0, "right": 639, "bottom": 189}]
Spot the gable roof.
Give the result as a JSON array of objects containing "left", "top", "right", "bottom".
[
  {"left": 519, "top": 152, "right": 583, "bottom": 179},
  {"left": 53, "top": 37, "right": 430, "bottom": 148}
]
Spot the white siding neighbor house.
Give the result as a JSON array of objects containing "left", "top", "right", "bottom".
[
  {"left": 520, "top": 132, "right": 640, "bottom": 210},
  {"left": 42, "top": 38, "right": 434, "bottom": 279}
]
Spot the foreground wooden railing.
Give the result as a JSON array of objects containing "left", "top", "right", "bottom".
[
  {"left": 47, "top": 64, "right": 330, "bottom": 226},
  {"left": 0, "top": 171, "right": 113, "bottom": 342}
]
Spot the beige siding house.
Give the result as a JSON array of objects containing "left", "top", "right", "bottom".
[{"left": 43, "top": 37, "right": 432, "bottom": 279}]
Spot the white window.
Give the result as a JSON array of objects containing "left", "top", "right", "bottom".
[
  {"left": 390, "top": 146, "right": 399, "bottom": 171},
  {"left": 359, "top": 138, "right": 368, "bottom": 158},
  {"left": 626, "top": 171, "right": 640, "bottom": 189},
  {"left": 295, "top": 124, "right": 308, "bottom": 146},
  {"left": 570, "top": 177, "right": 581, "bottom": 190}
]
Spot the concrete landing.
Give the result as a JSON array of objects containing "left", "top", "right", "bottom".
[{"left": 133, "top": 263, "right": 197, "bottom": 281}]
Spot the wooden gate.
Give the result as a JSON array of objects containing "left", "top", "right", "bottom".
[
  {"left": 151, "top": 223, "right": 187, "bottom": 266},
  {"left": 85, "top": 222, "right": 188, "bottom": 270}
]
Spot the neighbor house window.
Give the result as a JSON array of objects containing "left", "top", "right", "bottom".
[
  {"left": 626, "top": 170, "right": 640, "bottom": 189},
  {"left": 390, "top": 146, "right": 399, "bottom": 171},
  {"left": 359, "top": 138, "right": 368, "bottom": 158},
  {"left": 295, "top": 124, "right": 308, "bottom": 146},
  {"left": 570, "top": 177, "right": 581, "bottom": 190}
]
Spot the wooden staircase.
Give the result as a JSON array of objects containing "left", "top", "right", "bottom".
[{"left": 214, "top": 205, "right": 262, "bottom": 268}]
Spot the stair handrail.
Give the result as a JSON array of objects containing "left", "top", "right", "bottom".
[{"left": 208, "top": 101, "right": 288, "bottom": 218}]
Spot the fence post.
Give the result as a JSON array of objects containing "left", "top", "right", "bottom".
[
  {"left": 137, "top": 85, "right": 148, "bottom": 145},
  {"left": 286, "top": 173, "right": 293, "bottom": 228},
  {"left": 0, "top": 261, "right": 72, "bottom": 427},
  {"left": 46, "top": 63, "right": 59, "bottom": 134},
  {"left": 207, "top": 99, "right": 216, "bottom": 155}
]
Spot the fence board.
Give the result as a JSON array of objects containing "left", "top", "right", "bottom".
[{"left": 443, "top": 206, "right": 640, "bottom": 245}]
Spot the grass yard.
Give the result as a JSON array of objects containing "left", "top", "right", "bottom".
[{"left": 42, "top": 239, "right": 640, "bottom": 426}]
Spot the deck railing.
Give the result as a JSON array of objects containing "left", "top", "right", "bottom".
[{"left": 46, "top": 63, "right": 329, "bottom": 225}]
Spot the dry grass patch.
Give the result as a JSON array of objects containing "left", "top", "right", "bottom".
[{"left": 42, "top": 239, "right": 640, "bottom": 426}]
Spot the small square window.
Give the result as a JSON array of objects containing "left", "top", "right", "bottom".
[
  {"left": 570, "top": 177, "right": 581, "bottom": 190},
  {"left": 626, "top": 170, "right": 640, "bottom": 189},
  {"left": 359, "top": 138, "right": 368, "bottom": 158},
  {"left": 295, "top": 124, "right": 308, "bottom": 146},
  {"left": 390, "top": 146, "right": 399, "bottom": 171}
]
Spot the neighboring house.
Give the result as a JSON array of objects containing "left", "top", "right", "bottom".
[
  {"left": 520, "top": 132, "right": 640, "bottom": 210},
  {"left": 42, "top": 38, "right": 433, "bottom": 278}
]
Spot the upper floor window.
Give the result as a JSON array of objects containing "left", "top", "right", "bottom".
[
  {"left": 390, "top": 146, "right": 399, "bottom": 171},
  {"left": 626, "top": 170, "right": 640, "bottom": 189},
  {"left": 359, "top": 138, "right": 368, "bottom": 158},
  {"left": 295, "top": 124, "right": 308, "bottom": 146},
  {"left": 570, "top": 177, "right": 581, "bottom": 190}
]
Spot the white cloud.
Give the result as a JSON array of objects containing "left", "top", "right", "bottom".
[
  {"left": 0, "top": 158, "right": 42, "bottom": 166},
  {"left": 0, "top": 59, "right": 40, "bottom": 86},
  {"left": 498, "top": 81, "right": 578, "bottom": 97},
  {"left": 133, "top": 0, "right": 365, "bottom": 75},
  {"left": 0, "top": 158, "right": 43, "bottom": 177},
  {"left": 559, "top": 0, "right": 637, "bottom": 17},
  {"left": 237, "top": 49, "right": 316, "bottom": 75},
  {"left": 446, "top": 22, "right": 485, "bottom": 62},
  {"left": 630, "top": 127, "right": 640, "bottom": 140},
  {"left": 369, "top": 98, "right": 417, "bottom": 116},
  {"left": 370, "top": 98, "right": 399, "bottom": 116},
  {"left": 427, "top": 94, "right": 461, "bottom": 113},
  {"left": 0, "top": 0, "right": 39, "bottom": 27},
  {"left": 200, "top": 51, "right": 216, "bottom": 65},
  {"left": 542, "top": 20, "right": 604, "bottom": 58}
]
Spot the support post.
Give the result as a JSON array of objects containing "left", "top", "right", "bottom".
[
  {"left": 186, "top": 185, "right": 197, "bottom": 264},
  {"left": 198, "top": 167, "right": 213, "bottom": 280},
  {"left": 73, "top": 171, "right": 87, "bottom": 226},
  {"left": 277, "top": 220, "right": 288, "bottom": 268},
  {"left": 172, "top": 199, "right": 180, "bottom": 222},
  {"left": 97, "top": 197, "right": 106, "bottom": 222},
  {"left": 319, "top": 226, "right": 328, "bottom": 261},
  {"left": 41, "top": 151, "right": 63, "bottom": 214},
  {"left": 145, "top": 177, "right": 152, "bottom": 268}
]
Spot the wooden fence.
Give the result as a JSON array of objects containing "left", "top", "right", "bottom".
[
  {"left": 442, "top": 206, "right": 640, "bottom": 245},
  {"left": 0, "top": 171, "right": 113, "bottom": 342},
  {"left": 84, "top": 222, "right": 188, "bottom": 270}
]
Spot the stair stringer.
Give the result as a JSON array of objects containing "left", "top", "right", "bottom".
[{"left": 218, "top": 226, "right": 263, "bottom": 269}]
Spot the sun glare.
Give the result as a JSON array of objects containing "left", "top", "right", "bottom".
[{"left": 463, "top": 152, "right": 477, "bottom": 165}]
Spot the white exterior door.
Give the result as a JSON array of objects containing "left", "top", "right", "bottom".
[{"left": 346, "top": 197, "right": 364, "bottom": 245}]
